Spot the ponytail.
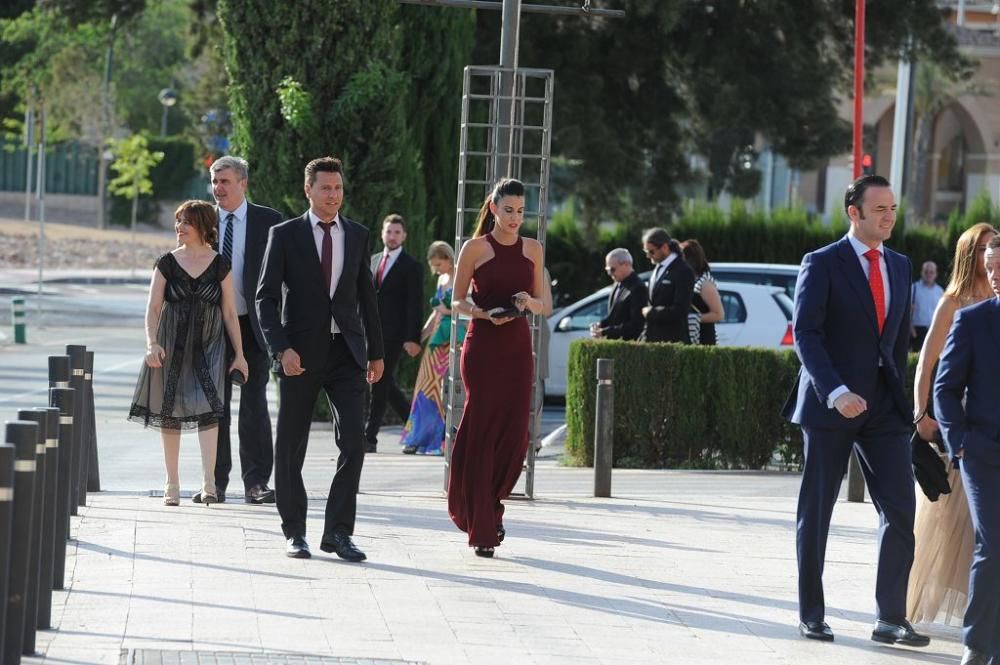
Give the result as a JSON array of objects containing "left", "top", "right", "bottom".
[
  {"left": 473, "top": 198, "right": 496, "bottom": 238},
  {"left": 472, "top": 177, "right": 526, "bottom": 238}
]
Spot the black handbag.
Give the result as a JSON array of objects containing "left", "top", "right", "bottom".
[{"left": 911, "top": 429, "right": 952, "bottom": 502}]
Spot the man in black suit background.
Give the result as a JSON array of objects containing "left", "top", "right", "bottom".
[
  {"left": 200, "top": 155, "right": 282, "bottom": 505},
  {"left": 640, "top": 228, "right": 695, "bottom": 343},
  {"left": 592, "top": 248, "right": 647, "bottom": 341},
  {"left": 256, "top": 156, "right": 384, "bottom": 561},
  {"left": 364, "top": 214, "right": 423, "bottom": 453}
]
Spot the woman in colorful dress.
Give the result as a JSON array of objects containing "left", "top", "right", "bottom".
[{"left": 401, "top": 241, "right": 466, "bottom": 455}]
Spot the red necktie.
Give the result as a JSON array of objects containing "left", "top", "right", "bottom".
[
  {"left": 864, "top": 248, "right": 885, "bottom": 334},
  {"left": 376, "top": 251, "right": 389, "bottom": 287},
  {"left": 319, "top": 221, "right": 333, "bottom": 294}
]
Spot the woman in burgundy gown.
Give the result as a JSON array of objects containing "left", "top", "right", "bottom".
[{"left": 448, "top": 178, "right": 546, "bottom": 557}]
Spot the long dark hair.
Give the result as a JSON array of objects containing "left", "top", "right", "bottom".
[
  {"left": 681, "top": 239, "right": 711, "bottom": 277},
  {"left": 473, "top": 178, "right": 525, "bottom": 238}
]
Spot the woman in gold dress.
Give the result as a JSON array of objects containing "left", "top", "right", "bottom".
[{"left": 907, "top": 222, "right": 998, "bottom": 624}]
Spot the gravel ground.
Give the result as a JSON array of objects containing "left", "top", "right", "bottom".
[{"left": 1, "top": 217, "right": 177, "bottom": 270}]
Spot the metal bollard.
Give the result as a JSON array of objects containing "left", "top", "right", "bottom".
[
  {"left": 34, "top": 407, "right": 59, "bottom": 630},
  {"left": 4, "top": 420, "right": 38, "bottom": 665},
  {"left": 0, "top": 436, "right": 15, "bottom": 659},
  {"left": 66, "top": 345, "right": 86, "bottom": 514},
  {"left": 12, "top": 296, "right": 27, "bottom": 344},
  {"left": 847, "top": 450, "right": 866, "bottom": 502},
  {"left": 84, "top": 350, "right": 100, "bottom": 493},
  {"left": 15, "top": 409, "right": 46, "bottom": 655},
  {"left": 49, "top": 388, "right": 75, "bottom": 590},
  {"left": 593, "top": 358, "right": 614, "bottom": 498},
  {"left": 48, "top": 355, "right": 71, "bottom": 389}
]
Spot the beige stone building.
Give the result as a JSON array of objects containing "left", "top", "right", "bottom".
[{"left": 794, "top": 7, "right": 1000, "bottom": 223}]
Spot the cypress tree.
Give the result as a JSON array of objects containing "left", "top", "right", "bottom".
[{"left": 217, "top": 0, "right": 422, "bottom": 245}]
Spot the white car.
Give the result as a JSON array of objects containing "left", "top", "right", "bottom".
[{"left": 545, "top": 280, "right": 795, "bottom": 398}]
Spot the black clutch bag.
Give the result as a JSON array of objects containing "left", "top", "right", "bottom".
[
  {"left": 489, "top": 306, "right": 528, "bottom": 319},
  {"left": 229, "top": 368, "right": 246, "bottom": 386},
  {"left": 911, "top": 430, "right": 951, "bottom": 502}
]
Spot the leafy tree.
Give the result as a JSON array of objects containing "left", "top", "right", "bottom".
[
  {"left": 218, "top": 0, "right": 432, "bottom": 244},
  {"left": 472, "top": 0, "right": 967, "bottom": 228},
  {"left": 108, "top": 133, "right": 165, "bottom": 268},
  {"left": 398, "top": 5, "right": 475, "bottom": 244}
]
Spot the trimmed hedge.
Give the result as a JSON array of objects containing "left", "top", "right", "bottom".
[{"left": 565, "top": 340, "right": 920, "bottom": 470}]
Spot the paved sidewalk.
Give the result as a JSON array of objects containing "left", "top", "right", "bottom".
[{"left": 24, "top": 447, "right": 965, "bottom": 665}]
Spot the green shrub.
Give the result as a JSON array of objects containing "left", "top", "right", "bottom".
[{"left": 564, "top": 340, "right": 921, "bottom": 470}]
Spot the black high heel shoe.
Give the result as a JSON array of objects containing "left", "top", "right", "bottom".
[
  {"left": 474, "top": 546, "right": 495, "bottom": 558},
  {"left": 497, "top": 524, "right": 505, "bottom": 543}
]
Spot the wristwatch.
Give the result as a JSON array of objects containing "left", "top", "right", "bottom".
[{"left": 913, "top": 410, "right": 927, "bottom": 425}]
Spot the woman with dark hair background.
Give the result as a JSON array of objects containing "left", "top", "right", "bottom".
[
  {"left": 680, "top": 239, "right": 724, "bottom": 345},
  {"left": 447, "top": 178, "right": 546, "bottom": 558},
  {"left": 129, "top": 200, "right": 248, "bottom": 506}
]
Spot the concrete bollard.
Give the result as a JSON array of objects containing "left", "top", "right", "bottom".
[
  {"left": 593, "top": 358, "right": 614, "bottom": 498},
  {"left": 84, "top": 350, "right": 100, "bottom": 493},
  {"left": 3, "top": 420, "right": 39, "bottom": 665},
  {"left": 66, "top": 345, "right": 86, "bottom": 514},
  {"left": 33, "top": 407, "right": 59, "bottom": 630},
  {"left": 49, "top": 388, "right": 75, "bottom": 590},
  {"left": 0, "top": 435, "right": 15, "bottom": 658},
  {"left": 48, "top": 355, "right": 71, "bottom": 389},
  {"left": 847, "top": 450, "right": 866, "bottom": 502},
  {"left": 12, "top": 296, "right": 27, "bottom": 344},
  {"left": 15, "top": 410, "right": 47, "bottom": 655}
]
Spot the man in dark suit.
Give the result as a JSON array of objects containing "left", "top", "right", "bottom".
[
  {"left": 783, "top": 175, "right": 928, "bottom": 647},
  {"left": 592, "top": 248, "right": 647, "bottom": 341},
  {"left": 934, "top": 234, "right": 1000, "bottom": 665},
  {"left": 197, "top": 156, "right": 282, "bottom": 505},
  {"left": 256, "top": 156, "right": 384, "bottom": 562},
  {"left": 639, "top": 228, "right": 694, "bottom": 343},
  {"left": 364, "top": 214, "right": 423, "bottom": 453}
]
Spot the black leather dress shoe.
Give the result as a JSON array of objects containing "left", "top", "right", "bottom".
[
  {"left": 960, "top": 647, "right": 990, "bottom": 665},
  {"left": 285, "top": 536, "right": 311, "bottom": 559},
  {"left": 870, "top": 619, "right": 930, "bottom": 647},
  {"left": 245, "top": 484, "right": 275, "bottom": 504},
  {"left": 799, "top": 621, "right": 834, "bottom": 641},
  {"left": 320, "top": 531, "right": 366, "bottom": 562}
]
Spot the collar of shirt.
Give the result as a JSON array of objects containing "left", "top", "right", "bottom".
[
  {"left": 309, "top": 210, "right": 341, "bottom": 230},
  {"left": 382, "top": 246, "right": 402, "bottom": 260},
  {"left": 846, "top": 230, "right": 883, "bottom": 258},
  {"left": 656, "top": 253, "right": 678, "bottom": 273},
  {"left": 219, "top": 198, "right": 248, "bottom": 225}
]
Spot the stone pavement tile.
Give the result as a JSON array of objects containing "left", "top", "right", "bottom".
[
  {"left": 23, "top": 646, "right": 123, "bottom": 665},
  {"left": 462, "top": 645, "right": 536, "bottom": 665}
]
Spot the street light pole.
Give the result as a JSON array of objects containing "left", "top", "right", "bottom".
[{"left": 852, "top": 0, "right": 865, "bottom": 179}]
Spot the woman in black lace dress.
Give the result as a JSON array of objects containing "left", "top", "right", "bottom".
[{"left": 129, "top": 200, "right": 248, "bottom": 506}]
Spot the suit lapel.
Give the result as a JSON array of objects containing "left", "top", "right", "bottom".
[
  {"left": 882, "top": 250, "right": 906, "bottom": 336},
  {"left": 241, "top": 204, "right": 258, "bottom": 300},
  {"left": 836, "top": 237, "right": 879, "bottom": 332},
  {"left": 334, "top": 218, "right": 357, "bottom": 300}
]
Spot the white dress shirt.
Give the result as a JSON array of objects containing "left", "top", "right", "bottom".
[
  {"left": 649, "top": 252, "right": 678, "bottom": 297},
  {"left": 218, "top": 199, "right": 249, "bottom": 315},
  {"left": 828, "top": 231, "right": 892, "bottom": 407},
  {"left": 308, "top": 210, "right": 345, "bottom": 334}
]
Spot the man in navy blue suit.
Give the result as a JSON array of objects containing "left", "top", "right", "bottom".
[
  {"left": 783, "top": 175, "right": 929, "bottom": 646},
  {"left": 934, "top": 234, "right": 1000, "bottom": 665}
]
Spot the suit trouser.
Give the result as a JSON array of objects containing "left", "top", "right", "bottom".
[
  {"left": 216, "top": 315, "right": 274, "bottom": 492},
  {"left": 364, "top": 340, "right": 409, "bottom": 445},
  {"left": 960, "top": 452, "right": 1000, "bottom": 657},
  {"left": 274, "top": 334, "right": 367, "bottom": 539},
  {"left": 796, "top": 384, "right": 915, "bottom": 624}
]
